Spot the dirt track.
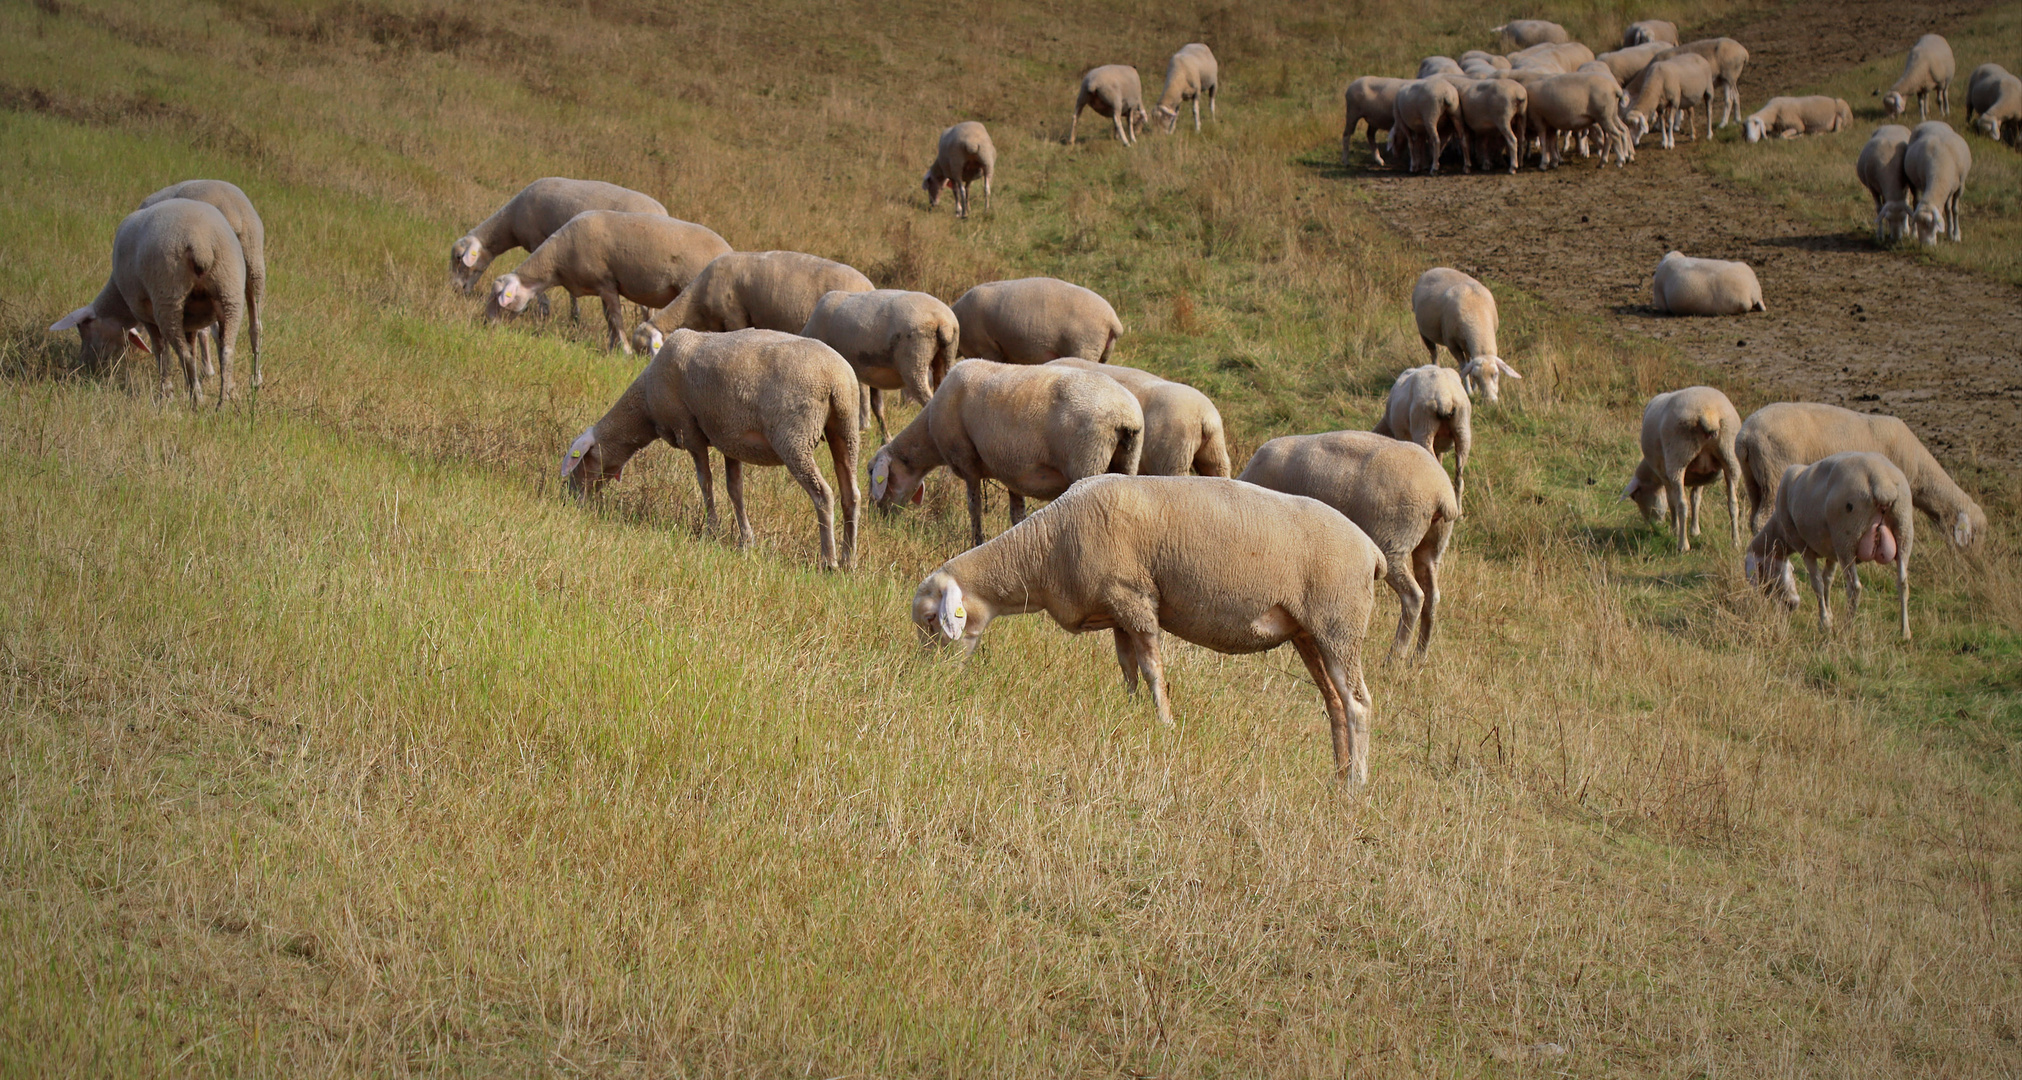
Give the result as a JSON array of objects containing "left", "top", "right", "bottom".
[{"left": 1360, "top": 0, "right": 2022, "bottom": 465}]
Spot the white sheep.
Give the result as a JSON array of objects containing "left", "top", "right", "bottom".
[
  {"left": 1459, "top": 51, "right": 1512, "bottom": 79},
  {"left": 485, "top": 211, "right": 731, "bottom": 353},
  {"left": 1418, "top": 56, "right": 1463, "bottom": 78},
  {"left": 1856, "top": 125, "right": 1916, "bottom": 243},
  {"left": 1394, "top": 77, "right": 1468, "bottom": 174},
  {"left": 1620, "top": 386, "right": 1743, "bottom": 552},
  {"left": 1650, "top": 251, "right": 1764, "bottom": 316},
  {"left": 1072, "top": 65, "right": 1147, "bottom": 145},
  {"left": 1622, "top": 20, "right": 1678, "bottom": 48},
  {"left": 1045, "top": 358, "right": 1232, "bottom": 477},
  {"left": 1663, "top": 38, "right": 1749, "bottom": 126},
  {"left": 1904, "top": 121, "right": 1971, "bottom": 245},
  {"left": 949, "top": 277, "right": 1123, "bottom": 364},
  {"left": 138, "top": 179, "right": 266, "bottom": 392},
  {"left": 1592, "top": 42, "right": 1671, "bottom": 86},
  {"left": 450, "top": 178, "right": 667, "bottom": 319},
  {"left": 1742, "top": 96, "right": 1852, "bottom": 142},
  {"left": 561, "top": 328, "right": 860, "bottom": 569},
  {"left": 1965, "top": 63, "right": 2022, "bottom": 143},
  {"left": 632, "top": 250, "right": 875, "bottom": 354},
  {"left": 800, "top": 288, "right": 960, "bottom": 441},
  {"left": 1495, "top": 19, "right": 1570, "bottom": 49},
  {"left": 1410, "top": 267, "right": 1523, "bottom": 402},
  {"left": 1157, "top": 43, "right": 1219, "bottom": 133},
  {"left": 1509, "top": 41, "right": 1596, "bottom": 74},
  {"left": 1734, "top": 402, "right": 1987, "bottom": 548},
  {"left": 1525, "top": 71, "right": 1634, "bottom": 168},
  {"left": 1240, "top": 431, "right": 1457, "bottom": 660},
  {"left": 870, "top": 359, "right": 1143, "bottom": 545},
  {"left": 1745, "top": 452, "right": 1914, "bottom": 640},
  {"left": 1621, "top": 53, "right": 1716, "bottom": 149},
  {"left": 924, "top": 121, "right": 996, "bottom": 219},
  {"left": 1373, "top": 364, "right": 1472, "bottom": 510},
  {"left": 1342, "top": 76, "right": 1411, "bottom": 166},
  {"left": 1454, "top": 77, "right": 1531, "bottom": 172},
  {"left": 1882, "top": 34, "right": 1955, "bottom": 120},
  {"left": 910, "top": 474, "right": 1386, "bottom": 785}
]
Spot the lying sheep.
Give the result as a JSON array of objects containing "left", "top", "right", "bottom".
[
  {"left": 1455, "top": 77, "right": 1530, "bottom": 172},
  {"left": 1419, "top": 56, "right": 1463, "bottom": 78},
  {"left": 1663, "top": 38, "right": 1749, "bottom": 126},
  {"left": 1342, "top": 76, "right": 1411, "bottom": 166},
  {"left": 561, "top": 328, "right": 860, "bottom": 569},
  {"left": 1620, "top": 386, "right": 1742, "bottom": 552},
  {"left": 1905, "top": 121, "right": 1971, "bottom": 245},
  {"left": 1965, "top": 63, "right": 2022, "bottom": 144},
  {"left": 1394, "top": 77, "right": 1468, "bottom": 174},
  {"left": 910, "top": 474, "right": 1385, "bottom": 784},
  {"left": 1735, "top": 402, "right": 1987, "bottom": 548},
  {"left": 1373, "top": 364, "right": 1472, "bottom": 510},
  {"left": 632, "top": 250, "right": 874, "bottom": 354},
  {"left": 1495, "top": 19, "right": 1570, "bottom": 49},
  {"left": 1856, "top": 125, "right": 1916, "bottom": 243},
  {"left": 485, "top": 211, "right": 731, "bottom": 353},
  {"left": 139, "top": 179, "right": 265, "bottom": 392},
  {"left": 1411, "top": 267, "right": 1523, "bottom": 402},
  {"left": 1882, "top": 34, "right": 1955, "bottom": 120},
  {"left": 1157, "top": 44, "right": 1219, "bottom": 133},
  {"left": 1073, "top": 65, "right": 1147, "bottom": 145},
  {"left": 1651, "top": 251, "right": 1764, "bottom": 316},
  {"left": 924, "top": 121, "right": 996, "bottom": 219},
  {"left": 1745, "top": 452, "right": 1914, "bottom": 640},
  {"left": 1526, "top": 71, "right": 1633, "bottom": 167},
  {"left": 1743, "top": 96, "right": 1852, "bottom": 142},
  {"left": 52, "top": 198, "right": 246, "bottom": 406},
  {"left": 1622, "top": 53, "right": 1717, "bottom": 148},
  {"left": 1046, "top": 358, "right": 1231, "bottom": 477},
  {"left": 1592, "top": 42, "right": 1671, "bottom": 85},
  {"left": 870, "top": 359, "right": 1142, "bottom": 545},
  {"left": 950, "top": 277, "right": 1123, "bottom": 364},
  {"left": 1241, "top": 431, "right": 1456, "bottom": 660},
  {"left": 800, "top": 289, "right": 959, "bottom": 442},
  {"left": 1623, "top": 19, "right": 1678, "bottom": 48},
  {"left": 450, "top": 178, "right": 667, "bottom": 320}
]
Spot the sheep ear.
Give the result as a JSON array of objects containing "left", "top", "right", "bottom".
[
  {"left": 50, "top": 307, "right": 93, "bottom": 332},
  {"left": 459, "top": 245, "right": 481, "bottom": 268},
  {"left": 1619, "top": 476, "right": 1640, "bottom": 501},
  {"left": 125, "top": 327, "right": 151, "bottom": 354},
  {"left": 561, "top": 428, "right": 596, "bottom": 478},
  {"left": 911, "top": 483, "right": 925, "bottom": 506},
  {"left": 1497, "top": 358, "right": 1523, "bottom": 379},
  {"left": 937, "top": 582, "right": 968, "bottom": 641},
  {"left": 869, "top": 457, "right": 890, "bottom": 501}
]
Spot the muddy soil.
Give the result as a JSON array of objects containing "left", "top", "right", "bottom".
[{"left": 1360, "top": 0, "right": 2022, "bottom": 466}]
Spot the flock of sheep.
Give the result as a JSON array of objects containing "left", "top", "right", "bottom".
[{"left": 44, "top": 25, "right": 2004, "bottom": 785}]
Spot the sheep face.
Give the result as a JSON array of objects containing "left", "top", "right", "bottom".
[
  {"left": 1978, "top": 114, "right": 2002, "bottom": 141},
  {"left": 1624, "top": 110, "right": 1653, "bottom": 146},
  {"left": 630, "top": 323, "right": 665, "bottom": 356},
  {"left": 450, "top": 237, "right": 486, "bottom": 292},
  {"left": 922, "top": 169, "right": 947, "bottom": 209},
  {"left": 1157, "top": 104, "right": 1180, "bottom": 132},
  {"left": 1459, "top": 356, "right": 1522, "bottom": 404},
  {"left": 1743, "top": 117, "right": 1766, "bottom": 143},
  {"left": 868, "top": 445, "right": 928, "bottom": 511},
  {"left": 559, "top": 428, "right": 622, "bottom": 496},
  {"left": 1621, "top": 472, "right": 1668, "bottom": 524},
  {"left": 49, "top": 307, "right": 145, "bottom": 372},
  {"left": 912, "top": 571, "right": 981, "bottom": 650},
  {"left": 1910, "top": 204, "right": 1944, "bottom": 247},
  {"left": 1878, "top": 200, "right": 1912, "bottom": 243},
  {"left": 1882, "top": 91, "right": 1907, "bottom": 116}
]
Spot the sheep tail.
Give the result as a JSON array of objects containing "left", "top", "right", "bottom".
[
  {"left": 933, "top": 319, "right": 959, "bottom": 386},
  {"left": 1109, "top": 424, "right": 1142, "bottom": 475}
]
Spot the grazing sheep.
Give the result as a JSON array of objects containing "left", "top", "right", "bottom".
[
  {"left": 51, "top": 198, "right": 246, "bottom": 406},
  {"left": 1622, "top": 53, "right": 1717, "bottom": 149},
  {"left": 1240, "top": 431, "right": 1456, "bottom": 660},
  {"left": 1045, "top": 358, "right": 1231, "bottom": 477},
  {"left": 1904, "top": 121, "right": 1971, "bottom": 245},
  {"left": 1650, "top": 251, "right": 1764, "bottom": 315},
  {"left": 1965, "top": 64, "right": 2022, "bottom": 144},
  {"left": 1663, "top": 38, "right": 1749, "bottom": 126},
  {"left": 450, "top": 178, "right": 667, "bottom": 321},
  {"left": 1743, "top": 96, "right": 1852, "bottom": 142},
  {"left": 485, "top": 211, "right": 731, "bottom": 353},
  {"left": 1394, "top": 77, "right": 1468, "bottom": 174},
  {"left": 632, "top": 250, "right": 874, "bottom": 354},
  {"left": 1073, "top": 65, "right": 1147, "bottom": 145},
  {"left": 870, "top": 358, "right": 1142, "bottom": 545},
  {"left": 1495, "top": 19, "right": 1570, "bottom": 48},
  {"left": 950, "top": 277, "right": 1123, "bottom": 365},
  {"left": 1419, "top": 56, "right": 1463, "bottom": 78},
  {"left": 1856, "top": 125, "right": 1916, "bottom": 244},
  {"left": 1621, "top": 386, "right": 1743, "bottom": 552},
  {"left": 910, "top": 474, "right": 1385, "bottom": 785},
  {"left": 1411, "top": 268, "right": 1523, "bottom": 402},
  {"left": 923, "top": 121, "right": 997, "bottom": 219},
  {"left": 1592, "top": 42, "right": 1671, "bottom": 85},
  {"left": 1373, "top": 364, "right": 1472, "bottom": 510},
  {"left": 1342, "top": 76, "right": 1411, "bottom": 166},
  {"left": 1882, "top": 34, "right": 1955, "bottom": 120},
  {"left": 1734, "top": 402, "right": 1987, "bottom": 548},
  {"left": 1623, "top": 19, "right": 1679, "bottom": 48},
  {"left": 1455, "top": 77, "right": 1531, "bottom": 172},
  {"left": 1526, "top": 71, "right": 1634, "bottom": 167},
  {"left": 560, "top": 328, "right": 860, "bottom": 569},
  {"left": 1157, "top": 43, "right": 1220, "bottom": 133},
  {"left": 800, "top": 289, "right": 960, "bottom": 442},
  {"left": 1510, "top": 41, "right": 1596, "bottom": 74},
  {"left": 1745, "top": 452, "right": 1914, "bottom": 639},
  {"left": 138, "top": 179, "right": 265, "bottom": 392}
]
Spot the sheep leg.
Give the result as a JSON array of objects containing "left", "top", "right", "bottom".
[
  {"left": 688, "top": 445, "right": 719, "bottom": 534},
  {"left": 722, "top": 457, "right": 759, "bottom": 550},
  {"left": 1128, "top": 628, "right": 1173, "bottom": 727},
  {"left": 1413, "top": 535, "right": 1442, "bottom": 656},
  {"left": 247, "top": 269, "right": 263, "bottom": 391},
  {"left": 1420, "top": 336, "right": 1439, "bottom": 364},
  {"left": 1383, "top": 559, "right": 1423, "bottom": 662},
  {"left": 1455, "top": 122, "right": 1471, "bottom": 175},
  {"left": 1208, "top": 85, "right": 1216, "bottom": 121},
  {"left": 1803, "top": 553, "right": 1830, "bottom": 632},
  {"left": 781, "top": 454, "right": 838, "bottom": 570},
  {"left": 214, "top": 297, "right": 241, "bottom": 406},
  {"left": 1895, "top": 552, "right": 1911, "bottom": 640},
  {"left": 1113, "top": 629, "right": 1140, "bottom": 693},
  {"left": 1665, "top": 468, "right": 1690, "bottom": 552},
  {"left": 1070, "top": 102, "right": 1081, "bottom": 145},
  {"left": 1502, "top": 121, "right": 1519, "bottom": 174},
  {"left": 1192, "top": 96, "right": 1201, "bottom": 132},
  {"left": 1688, "top": 484, "right": 1706, "bottom": 538},
  {"left": 568, "top": 294, "right": 581, "bottom": 323},
  {"left": 1841, "top": 559, "right": 1865, "bottom": 628},
  {"left": 983, "top": 165, "right": 992, "bottom": 212},
  {"left": 868, "top": 388, "right": 889, "bottom": 444},
  {"left": 965, "top": 477, "right": 986, "bottom": 547},
  {"left": 1112, "top": 109, "right": 1127, "bottom": 145},
  {"left": 1007, "top": 491, "right": 1028, "bottom": 529},
  {"left": 598, "top": 288, "right": 628, "bottom": 353}
]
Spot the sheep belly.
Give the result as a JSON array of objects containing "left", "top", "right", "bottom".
[{"left": 1157, "top": 599, "right": 1302, "bottom": 654}]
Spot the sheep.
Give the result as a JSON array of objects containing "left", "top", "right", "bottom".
[
  {"left": 449, "top": 178, "right": 667, "bottom": 321},
  {"left": 1650, "top": 251, "right": 1764, "bottom": 316},
  {"left": 1623, "top": 19, "right": 1678, "bottom": 48},
  {"left": 1394, "top": 77, "right": 1468, "bottom": 174},
  {"left": 868, "top": 359, "right": 1143, "bottom": 546},
  {"left": 1459, "top": 51, "right": 1512, "bottom": 79},
  {"left": 1592, "top": 42, "right": 1671, "bottom": 86},
  {"left": 1045, "top": 358, "right": 1232, "bottom": 477},
  {"left": 51, "top": 198, "right": 246, "bottom": 406},
  {"left": 1742, "top": 96, "right": 1852, "bottom": 142},
  {"left": 1157, "top": 43, "right": 1219, "bottom": 133},
  {"left": 949, "top": 277, "right": 1123, "bottom": 365},
  {"left": 1455, "top": 77, "right": 1531, "bottom": 172},
  {"left": 485, "top": 211, "right": 731, "bottom": 353},
  {"left": 1734, "top": 402, "right": 1987, "bottom": 549},
  {"left": 560, "top": 328, "right": 860, "bottom": 569},
  {"left": 1745, "top": 452, "right": 1914, "bottom": 640},
  {"left": 1964, "top": 64, "right": 2022, "bottom": 144},
  {"left": 924, "top": 121, "right": 996, "bottom": 219},
  {"left": 1373, "top": 364, "right": 1472, "bottom": 510},
  {"left": 1525, "top": 71, "right": 1634, "bottom": 168},
  {"left": 1620, "top": 387, "right": 1743, "bottom": 552},
  {"left": 1240, "top": 431, "right": 1456, "bottom": 660},
  {"left": 1495, "top": 19, "right": 1570, "bottom": 48},
  {"left": 1881, "top": 34, "right": 1955, "bottom": 120},
  {"left": 1904, "top": 121, "right": 1971, "bottom": 245},
  {"left": 1342, "top": 76, "right": 1411, "bottom": 166},
  {"left": 1510, "top": 41, "right": 1596, "bottom": 74},
  {"left": 1856, "top": 125, "right": 1916, "bottom": 243},
  {"left": 1418, "top": 56, "right": 1463, "bottom": 78},
  {"left": 1621, "top": 53, "right": 1717, "bottom": 149},
  {"left": 1072, "top": 65, "right": 1147, "bottom": 145},
  {"left": 909, "top": 474, "right": 1385, "bottom": 785},
  {"left": 138, "top": 179, "right": 265, "bottom": 392},
  {"left": 1662, "top": 38, "right": 1749, "bottom": 126},
  {"left": 800, "top": 288, "right": 960, "bottom": 442},
  {"left": 1410, "top": 267, "right": 1523, "bottom": 402},
  {"left": 632, "top": 250, "right": 875, "bottom": 354}
]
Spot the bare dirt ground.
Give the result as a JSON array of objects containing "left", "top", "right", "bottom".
[{"left": 1360, "top": 0, "right": 2022, "bottom": 465}]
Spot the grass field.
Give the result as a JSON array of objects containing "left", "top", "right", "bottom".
[{"left": 4, "top": 0, "right": 2021, "bottom": 1074}]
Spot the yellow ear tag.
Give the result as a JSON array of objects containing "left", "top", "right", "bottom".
[
  {"left": 571, "top": 449, "right": 582, "bottom": 458},
  {"left": 872, "top": 463, "right": 887, "bottom": 482},
  {"left": 953, "top": 605, "right": 965, "bottom": 618}
]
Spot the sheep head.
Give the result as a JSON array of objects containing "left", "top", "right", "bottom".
[
  {"left": 1157, "top": 104, "right": 1180, "bottom": 132},
  {"left": 50, "top": 307, "right": 146, "bottom": 372},
  {"left": 1742, "top": 117, "right": 1765, "bottom": 143},
  {"left": 912, "top": 570, "right": 980, "bottom": 651},
  {"left": 1882, "top": 90, "right": 1907, "bottom": 116},
  {"left": 1910, "top": 204, "right": 1943, "bottom": 247},
  {"left": 559, "top": 427, "right": 621, "bottom": 496},
  {"left": 630, "top": 322, "right": 666, "bottom": 356},
  {"left": 1744, "top": 529, "right": 1801, "bottom": 608},
  {"left": 1619, "top": 470, "right": 1667, "bottom": 525},
  {"left": 868, "top": 444, "right": 928, "bottom": 512},
  {"left": 922, "top": 168, "right": 947, "bottom": 209},
  {"left": 486, "top": 274, "right": 539, "bottom": 322},
  {"left": 1877, "top": 200, "right": 1912, "bottom": 243},
  {"left": 1459, "top": 356, "right": 1522, "bottom": 404},
  {"left": 449, "top": 237, "right": 487, "bottom": 292}
]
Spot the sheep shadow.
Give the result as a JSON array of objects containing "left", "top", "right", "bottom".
[{"left": 1758, "top": 232, "right": 1870, "bottom": 254}]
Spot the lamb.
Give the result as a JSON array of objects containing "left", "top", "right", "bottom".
[
  {"left": 631, "top": 250, "right": 874, "bottom": 354},
  {"left": 484, "top": 211, "right": 731, "bottom": 353},
  {"left": 1734, "top": 402, "right": 1987, "bottom": 548},
  {"left": 1157, "top": 44, "right": 1220, "bottom": 133},
  {"left": 1745, "top": 452, "right": 1914, "bottom": 640},
  {"left": 1742, "top": 96, "right": 1852, "bottom": 142},
  {"left": 1662, "top": 38, "right": 1749, "bottom": 126},
  {"left": 1455, "top": 77, "right": 1531, "bottom": 172},
  {"left": 1418, "top": 56, "right": 1463, "bottom": 78},
  {"left": 800, "top": 288, "right": 960, "bottom": 441},
  {"left": 449, "top": 178, "right": 667, "bottom": 319},
  {"left": 1342, "top": 76, "right": 1411, "bottom": 166},
  {"left": 1904, "top": 121, "right": 1971, "bottom": 245},
  {"left": 560, "top": 328, "right": 860, "bottom": 569},
  {"left": 1411, "top": 268, "right": 1523, "bottom": 402},
  {"left": 1495, "top": 19, "right": 1570, "bottom": 48},
  {"left": 924, "top": 121, "right": 996, "bottom": 219},
  {"left": 1964, "top": 64, "right": 2022, "bottom": 144},
  {"left": 1623, "top": 19, "right": 1678, "bottom": 48},
  {"left": 1856, "top": 125, "right": 1916, "bottom": 243},
  {"left": 1373, "top": 364, "right": 1472, "bottom": 510},
  {"left": 1394, "top": 77, "right": 1468, "bottom": 174},
  {"left": 868, "top": 359, "right": 1143, "bottom": 546},
  {"left": 51, "top": 198, "right": 246, "bottom": 406},
  {"left": 909, "top": 474, "right": 1385, "bottom": 785},
  {"left": 1620, "top": 386, "right": 1742, "bottom": 552},
  {"left": 1881, "top": 34, "right": 1955, "bottom": 120},
  {"left": 1525, "top": 71, "right": 1634, "bottom": 167},
  {"left": 1592, "top": 42, "right": 1671, "bottom": 85},
  {"left": 1072, "top": 65, "right": 1147, "bottom": 146},
  {"left": 1240, "top": 431, "right": 1456, "bottom": 660},
  {"left": 1045, "top": 358, "right": 1231, "bottom": 477},
  {"left": 1621, "top": 53, "right": 1717, "bottom": 149},
  {"left": 138, "top": 179, "right": 265, "bottom": 392},
  {"left": 1650, "top": 251, "right": 1764, "bottom": 316},
  {"left": 949, "top": 277, "right": 1123, "bottom": 365}
]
